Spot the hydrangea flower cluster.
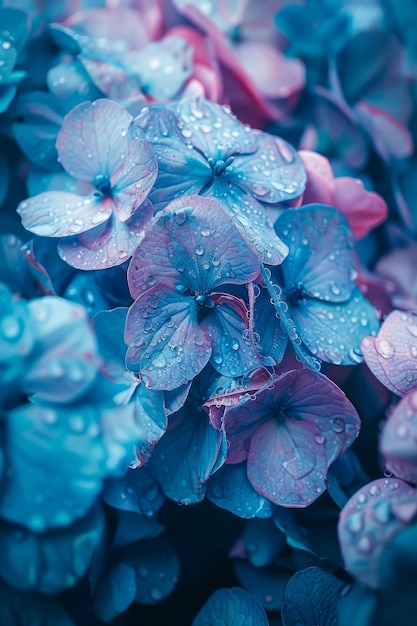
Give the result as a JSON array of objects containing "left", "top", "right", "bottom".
[{"left": 1, "top": 0, "right": 417, "bottom": 624}]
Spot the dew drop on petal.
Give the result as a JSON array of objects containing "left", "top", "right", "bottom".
[
  {"left": 346, "top": 511, "right": 363, "bottom": 533},
  {"left": 375, "top": 338, "right": 395, "bottom": 359},
  {"left": 331, "top": 418, "right": 345, "bottom": 433},
  {"left": 357, "top": 535, "right": 373, "bottom": 555}
]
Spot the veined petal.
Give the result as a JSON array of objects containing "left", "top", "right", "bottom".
[
  {"left": 17, "top": 192, "right": 111, "bottom": 238},
  {"left": 57, "top": 99, "right": 132, "bottom": 181}
]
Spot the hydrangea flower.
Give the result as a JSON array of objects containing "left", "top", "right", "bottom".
[
  {"left": 220, "top": 368, "right": 360, "bottom": 507},
  {"left": 125, "top": 195, "right": 262, "bottom": 390},
  {"left": 260, "top": 204, "right": 380, "bottom": 367},
  {"left": 17, "top": 99, "right": 158, "bottom": 269},
  {"left": 131, "top": 95, "right": 306, "bottom": 264}
]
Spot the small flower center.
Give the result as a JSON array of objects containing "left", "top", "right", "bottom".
[
  {"left": 93, "top": 174, "right": 112, "bottom": 197},
  {"left": 284, "top": 281, "right": 307, "bottom": 303},
  {"left": 207, "top": 156, "right": 234, "bottom": 177}
]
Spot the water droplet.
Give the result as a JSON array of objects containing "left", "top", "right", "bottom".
[
  {"left": 231, "top": 339, "right": 240, "bottom": 351},
  {"left": 346, "top": 511, "right": 363, "bottom": 533},
  {"left": 195, "top": 244, "right": 204, "bottom": 256},
  {"left": 369, "top": 484, "right": 380, "bottom": 496},
  {"left": 375, "top": 338, "right": 395, "bottom": 359},
  {"left": 201, "top": 227, "right": 211, "bottom": 237},
  {"left": 357, "top": 534, "right": 373, "bottom": 554},
  {"left": 314, "top": 433, "right": 325, "bottom": 444},
  {"left": 213, "top": 354, "right": 223, "bottom": 365},
  {"left": 330, "top": 283, "right": 341, "bottom": 296},
  {"left": 152, "top": 354, "right": 167, "bottom": 368},
  {"left": 397, "top": 424, "right": 409, "bottom": 438},
  {"left": 331, "top": 418, "right": 345, "bottom": 433},
  {"left": 1, "top": 315, "right": 22, "bottom": 340},
  {"left": 149, "top": 586, "right": 163, "bottom": 601},
  {"left": 70, "top": 415, "right": 85, "bottom": 432},
  {"left": 373, "top": 501, "right": 391, "bottom": 524}
]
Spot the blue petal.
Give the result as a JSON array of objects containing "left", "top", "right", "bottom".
[
  {"left": 111, "top": 510, "right": 163, "bottom": 549},
  {"left": 291, "top": 286, "right": 380, "bottom": 365},
  {"left": 125, "top": 285, "right": 211, "bottom": 390},
  {"left": 206, "top": 462, "right": 273, "bottom": 519},
  {"left": 103, "top": 467, "right": 164, "bottom": 518},
  {"left": 24, "top": 296, "right": 99, "bottom": 403},
  {"left": 1, "top": 403, "right": 108, "bottom": 530},
  {"left": 234, "top": 559, "right": 289, "bottom": 611},
  {"left": 242, "top": 518, "right": 287, "bottom": 568},
  {"left": 228, "top": 130, "right": 306, "bottom": 203},
  {"left": 282, "top": 567, "right": 345, "bottom": 626},
  {"left": 275, "top": 205, "right": 357, "bottom": 303},
  {"left": 169, "top": 97, "right": 258, "bottom": 161},
  {"left": 93, "top": 563, "right": 136, "bottom": 623},
  {"left": 0, "top": 579, "right": 74, "bottom": 626},
  {"left": 0, "top": 504, "right": 105, "bottom": 594},
  {"left": 125, "top": 536, "right": 179, "bottom": 605},
  {"left": 134, "top": 383, "right": 168, "bottom": 465},
  {"left": 11, "top": 91, "right": 65, "bottom": 170},
  {"left": 47, "top": 60, "right": 102, "bottom": 110},
  {"left": 208, "top": 183, "right": 289, "bottom": 265},
  {"left": 192, "top": 587, "right": 268, "bottom": 626},
  {"left": 204, "top": 293, "right": 261, "bottom": 377},
  {"left": 131, "top": 105, "right": 211, "bottom": 211},
  {"left": 147, "top": 408, "right": 225, "bottom": 504},
  {"left": 254, "top": 286, "right": 288, "bottom": 364}
]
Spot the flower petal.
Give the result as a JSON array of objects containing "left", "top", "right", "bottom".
[
  {"left": 125, "top": 285, "right": 211, "bottom": 390},
  {"left": 57, "top": 99, "right": 132, "bottom": 181},
  {"left": 17, "top": 192, "right": 111, "bottom": 238}
]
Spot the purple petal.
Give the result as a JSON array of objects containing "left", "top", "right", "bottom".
[
  {"left": 147, "top": 408, "right": 225, "bottom": 504},
  {"left": 275, "top": 205, "right": 357, "bottom": 302},
  {"left": 203, "top": 293, "right": 261, "bottom": 377},
  {"left": 206, "top": 461, "right": 273, "bottom": 519},
  {"left": 361, "top": 311, "right": 417, "bottom": 396},
  {"left": 133, "top": 383, "right": 168, "bottom": 466},
  {"left": 380, "top": 391, "right": 417, "bottom": 484},
  {"left": 17, "top": 192, "right": 111, "bottom": 237},
  {"left": 125, "top": 285, "right": 211, "bottom": 390},
  {"left": 225, "top": 369, "right": 360, "bottom": 507},
  {"left": 57, "top": 99, "right": 132, "bottom": 181},
  {"left": 112, "top": 137, "right": 157, "bottom": 222},
  {"left": 58, "top": 201, "right": 152, "bottom": 269},
  {"left": 338, "top": 478, "right": 417, "bottom": 588},
  {"left": 127, "top": 195, "right": 260, "bottom": 299}
]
